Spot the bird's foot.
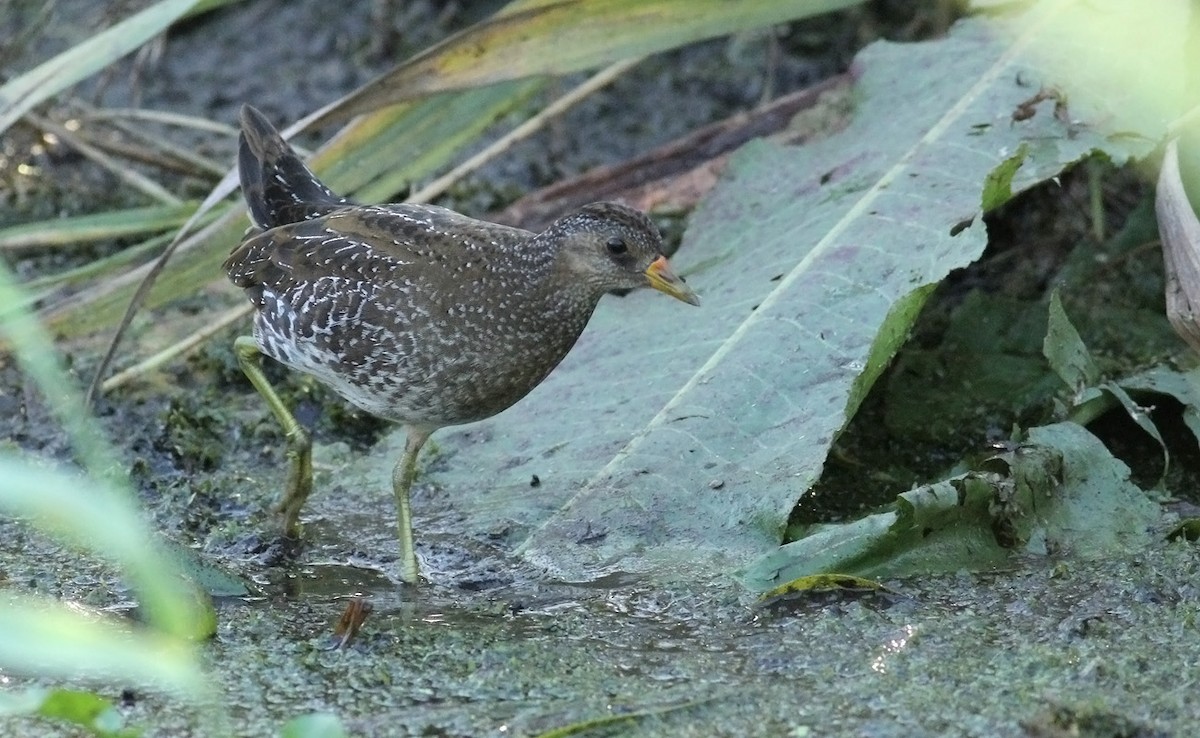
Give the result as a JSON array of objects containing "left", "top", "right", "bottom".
[{"left": 274, "top": 426, "right": 313, "bottom": 537}]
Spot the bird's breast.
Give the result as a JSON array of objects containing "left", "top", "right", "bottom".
[{"left": 251, "top": 275, "right": 597, "bottom": 427}]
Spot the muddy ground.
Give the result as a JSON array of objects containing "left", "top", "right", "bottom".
[{"left": 2, "top": 1, "right": 1198, "bottom": 736}]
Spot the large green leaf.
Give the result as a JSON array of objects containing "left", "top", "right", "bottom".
[
  {"left": 506, "top": 9, "right": 1149, "bottom": 579},
  {"left": 741, "top": 422, "right": 1161, "bottom": 590},
  {"left": 321, "top": 8, "right": 1158, "bottom": 583}
]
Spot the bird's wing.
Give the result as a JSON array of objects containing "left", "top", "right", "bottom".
[{"left": 223, "top": 204, "right": 533, "bottom": 300}]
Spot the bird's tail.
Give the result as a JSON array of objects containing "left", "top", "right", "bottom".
[{"left": 238, "top": 104, "right": 349, "bottom": 229}]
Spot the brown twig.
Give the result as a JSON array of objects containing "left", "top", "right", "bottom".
[{"left": 493, "top": 74, "right": 850, "bottom": 231}]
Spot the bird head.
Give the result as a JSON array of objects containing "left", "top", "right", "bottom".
[{"left": 546, "top": 202, "right": 700, "bottom": 306}]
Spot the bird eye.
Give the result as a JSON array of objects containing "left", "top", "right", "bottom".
[{"left": 606, "top": 236, "right": 628, "bottom": 256}]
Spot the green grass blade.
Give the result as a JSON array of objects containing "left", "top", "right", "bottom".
[
  {"left": 0, "top": 203, "right": 199, "bottom": 251},
  {"left": 315, "top": 80, "right": 544, "bottom": 201},
  {"left": 317, "top": 0, "right": 862, "bottom": 122}
]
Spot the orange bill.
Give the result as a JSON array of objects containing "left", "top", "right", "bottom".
[{"left": 645, "top": 255, "right": 700, "bottom": 306}]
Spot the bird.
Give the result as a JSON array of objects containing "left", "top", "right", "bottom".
[{"left": 223, "top": 104, "right": 700, "bottom": 585}]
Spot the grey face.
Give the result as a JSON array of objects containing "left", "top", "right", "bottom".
[{"left": 548, "top": 202, "right": 700, "bottom": 306}]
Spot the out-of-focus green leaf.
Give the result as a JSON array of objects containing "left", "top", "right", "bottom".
[
  {"left": 0, "top": 258, "right": 212, "bottom": 638},
  {"left": 0, "top": 593, "right": 207, "bottom": 696},
  {"left": 0, "top": 217, "right": 220, "bottom": 730},
  {"left": 0, "top": 687, "right": 136, "bottom": 738},
  {"left": 1015, "top": 1, "right": 1200, "bottom": 226},
  {"left": 742, "top": 423, "right": 1161, "bottom": 591},
  {"left": 0, "top": 456, "right": 216, "bottom": 639},
  {"left": 0, "top": 0, "right": 205, "bottom": 135},
  {"left": 316, "top": 0, "right": 863, "bottom": 123},
  {"left": 0, "top": 203, "right": 199, "bottom": 251},
  {"left": 0, "top": 230, "right": 128, "bottom": 486},
  {"left": 280, "top": 713, "right": 349, "bottom": 738},
  {"left": 1012, "top": 0, "right": 1190, "bottom": 155}
]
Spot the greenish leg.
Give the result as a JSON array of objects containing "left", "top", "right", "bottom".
[
  {"left": 234, "top": 336, "right": 312, "bottom": 537},
  {"left": 392, "top": 427, "right": 431, "bottom": 585}
]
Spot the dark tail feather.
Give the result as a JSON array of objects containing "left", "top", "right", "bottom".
[{"left": 238, "top": 104, "right": 349, "bottom": 228}]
